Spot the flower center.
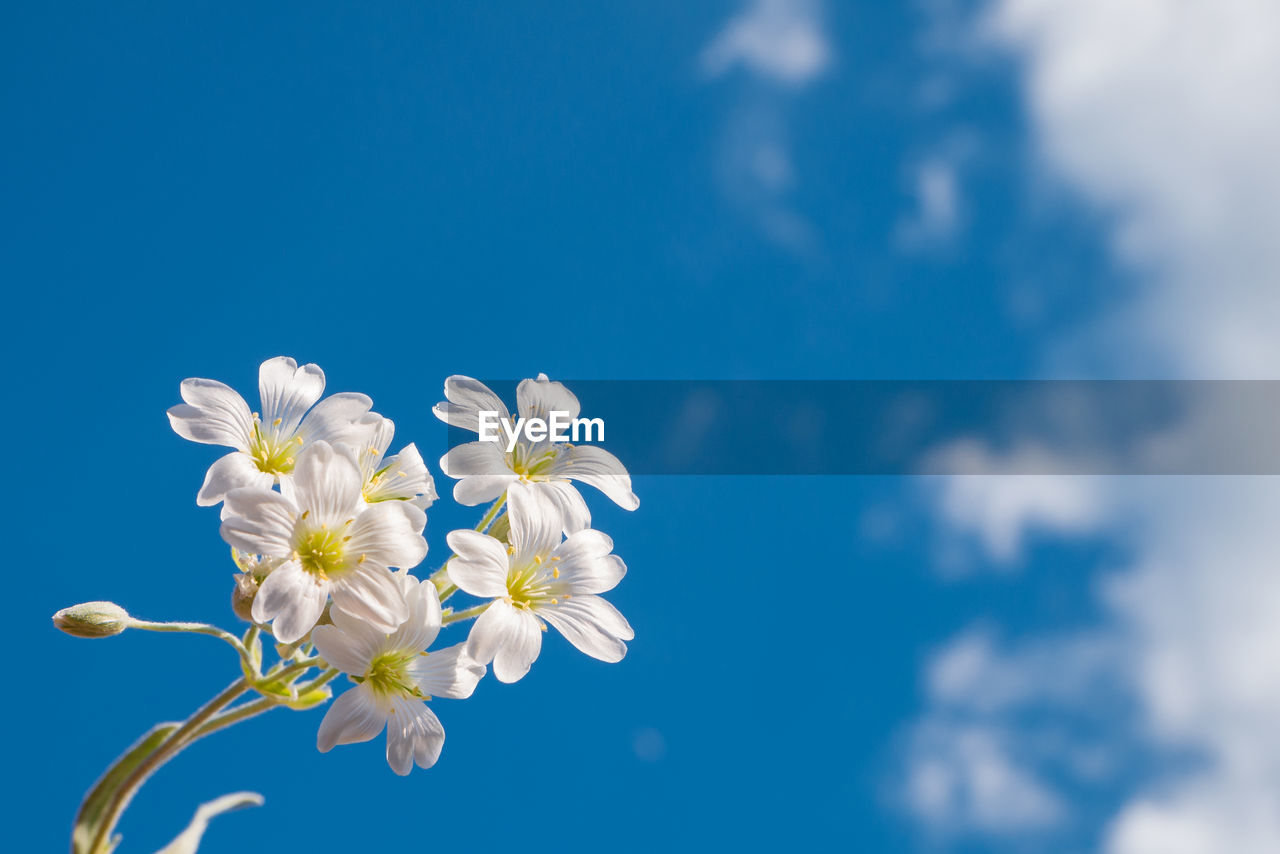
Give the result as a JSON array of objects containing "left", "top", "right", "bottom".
[
  {"left": 362, "top": 460, "right": 397, "bottom": 502},
  {"left": 508, "top": 443, "right": 561, "bottom": 478},
  {"left": 250, "top": 417, "right": 302, "bottom": 475},
  {"left": 506, "top": 555, "right": 565, "bottom": 608},
  {"left": 293, "top": 520, "right": 354, "bottom": 580},
  {"left": 363, "top": 651, "right": 425, "bottom": 699}
]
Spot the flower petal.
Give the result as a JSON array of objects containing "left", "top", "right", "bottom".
[
  {"left": 329, "top": 564, "right": 409, "bottom": 634},
  {"left": 317, "top": 684, "right": 387, "bottom": 752},
  {"left": 251, "top": 561, "right": 329, "bottom": 643},
  {"left": 410, "top": 643, "right": 486, "bottom": 699},
  {"left": 311, "top": 622, "right": 381, "bottom": 676},
  {"left": 453, "top": 474, "right": 516, "bottom": 506},
  {"left": 433, "top": 376, "right": 510, "bottom": 433},
  {"left": 387, "top": 575, "right": 442, "bottom": 653},
  {"left": 548, "top": 445, "right": 639, "bottom": 510},
  {"left": 168, "top": 379, "right": 254, "bottom": 449},
  {"left": 291, "top": 441, "right": 363, "bottom": 523},
  {"left": 533, "top": 480, "right": 591, "bottom": 534},
  {"left": 366, "top": 443, "right": 436, "bottom": 506},
  {"left": 516, "top": 374, "right": 581, "bottom": 422},
  {"left": 258, "top": 357, "right": 325, "bottom": 437},
  {"left": 466, "top": 600, "right": 542, "bottom": 683},
  {"left": 506, "top": 481, "right": 563, "bottom": 561},
  {"left": 385, "top": 697, "right": 444, "bottom": 775},
  {"left": 300, "top": 393, "right": 376, "bottom": 446},
  {"left": 347, "top": 501, "right": 428, "bottom": 570},
  {"left": 440, "top": 441, "right": 510, "bottom": 479},
  {"left": 553, "top": 530, "right": 626, "bottom": 594},
  {"left": 445, "top": 530, "right": 509, "bottom": 599},
  {"left": 197, "top": 452, "right": 274, "bottom": 507},
  {"left": 492, "top": 608, "right": 543, "bottom": 683},
  {"left": 538, "top": 594, "right": 633, "bottom": 663},
  {"left": 220, "top": 488, "right": 297, "bottom": 557}
]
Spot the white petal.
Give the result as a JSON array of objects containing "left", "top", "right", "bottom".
[
  {"left": 311, "top": 623, "right": 380, "bottom": 676},
  {"left": 251, "top": 561, "right": 329, "bottom": 643},
  {"left": 492, "top": 608, "right": 543, "bottom": 683},
  {"left": 385, "top": 697, "right": 444, "bottom": 775},
  {"left": 387, "top": 576, "right": 442, "bottom": 653},
  {"left": 466, "top": 601, "right": 542, "bottom": 683},
  {"left": 516, "top": 374, "right": 581, "bottom": 422},
  {"left": 347, "top": 501, "right": 428, "bottom": 570},
  {"left": 532, "top": 480, "right": 591, "bottom": 534},
  {"left": 553, "top": 530, "right": 626, "bottom": 594},
  {"left": 440, "top": 441, "right": 510, "bottom": 479},
  {"left": 453, "top": 474, "right": 516, "bottom": 506},
  {"left": 330, "top": 564, "right": 409, "bottom": 633},
  {"left": 291, "top": 441, "right": 363, "bottom": 523},
  {"left": 548, "top": 445, "right": 639, "bottom": 510},
  {"left": 317, "top": 684, "right": 386, "bottom": 752},
  {"left": 366, "top": 442, "right": 436, "bottom": 506},
  {"left": 506, "top": 481, "right": 563, "bottom": 560},
  {"left": 538, "top": 594, "right": 633, "bottom": 663},
  {"left": 445, "top": 530, "right": 510, "bottom": 598},
  {"left": 168, "top": 379, "right": 254, "bottom": 449},
  {"left": 220, "top": 489, "right": 297, "bottom": 557},
  {"left": 197, "top": 452, "right": 274, "bottom": 507},
  {"left": 433, "top": 376, "right": 510, "bottom": 432},
  {"left": 410, "top": 643, "right": 486, "bottom": 699},
  {"left": 258, "top": 356, "right": 325, "bottom": 437},
  {"left": 300, "top": 393, "right": 376, "bottom": 446}
]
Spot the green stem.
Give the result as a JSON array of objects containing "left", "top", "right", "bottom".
[
  {"left": 442, "top": 603, "right": 489, "bottom": 626},
  {"left": 475, "top": 493, "right": 507, "bottom": 533},
  {"left": 82, "top": 656, "right": 330, "bottom": 854},
  {"left": 86, "top": 677, "right": 250, "bottom": 854},
  {"left": 127, "top": 618, "right": 252, "bottom": 666},
  {"left": 198, "top": 669, "right": 340, "bottom": 739}
]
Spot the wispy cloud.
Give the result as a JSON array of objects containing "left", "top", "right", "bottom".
[
  {"left": 700, "top": 0, "right": 831, "bottom": 252},
  {"left": 896, "top": 157, "right": 961, "bottom": 248},
  {"left": 701, "top": 0, "right": 831, "bottom": 85}
]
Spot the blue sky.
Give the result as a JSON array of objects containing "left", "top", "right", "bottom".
[{"left": 7, "top": 2, "right": 1280, "bottom": 853}]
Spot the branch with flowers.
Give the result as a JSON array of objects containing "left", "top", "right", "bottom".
[{"left": 54, "top": 358, "right": 639, "bottom": 854}]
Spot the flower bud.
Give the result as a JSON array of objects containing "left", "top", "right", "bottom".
[
  {"left": 231, "top": 573, "right": 259, "bottom": 623},
  {"left": 52, "top": 601, "right": 131, "bottom": 639}
]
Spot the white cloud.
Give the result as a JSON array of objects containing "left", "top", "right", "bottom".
[
  {"left": 701, "top": 1, "right": 830, "bottom": 251},
  {"left": 702, "top": 0, "right": 831, "bottom": 85},
  {"left": 897, "top": 158, "right": 960, "bottom": 248},
  {"left": 984, "top": 0, "right": 1280, "bottom": 377},
  {"left": 905, "top": 2, "right": 1280, "bottom": 850},
  {"left": 928, "top": 443, "right": 1106, "bottom": 563},
  {"left": 903, "top": 626, "right": 1128, "bottom": 834},
  {"left": 905, "top": 720, "right": 1066, "bottom": 834}
]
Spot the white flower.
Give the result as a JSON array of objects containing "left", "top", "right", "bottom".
[
  {"left": 168, "top": 356, "right": 378, "bottom": 506},
  {"left": 346, "top": 415, "right": 437, "bottom": 509},
  {"left": 434, "top": 374, "right": 638, "bottom": 533},
  {"left": 311, "top": 574, "right": 485, "bottom": 775},
  {"left": 446, "top": 483, "right": 633, "bottom": 683},
  {"left": 219, "top": 442, "right": 425, "bottom": 643}
]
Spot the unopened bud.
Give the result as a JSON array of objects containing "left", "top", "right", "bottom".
[
  {"left": 52, "top": 601, "right": 131, "bottom": 639},
  {"left": 231, "top": 574, "right": 259, "bottom": 622}
]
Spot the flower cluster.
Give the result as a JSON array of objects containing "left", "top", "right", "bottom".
[{"left": 163, "top": 358, "right": 637, "bottom": 776}]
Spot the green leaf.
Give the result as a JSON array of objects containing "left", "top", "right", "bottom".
[
  {"left": 153, "top": 791, "right": 264, "bottom": 854},
  {"left": 73, "top": 722, "right": 180, "bottom": 854}
]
